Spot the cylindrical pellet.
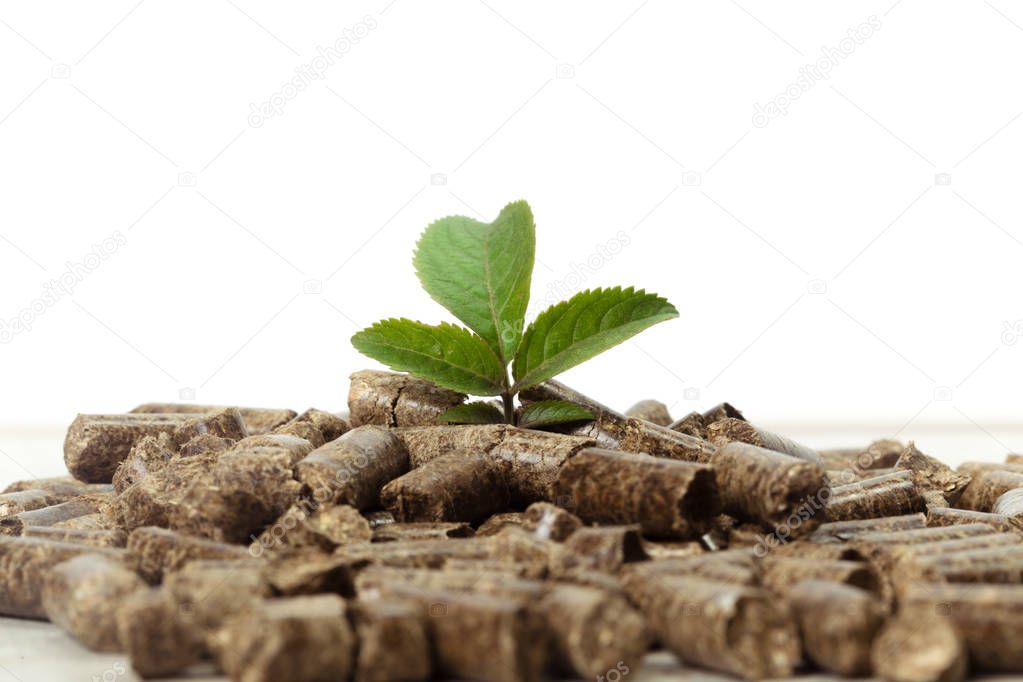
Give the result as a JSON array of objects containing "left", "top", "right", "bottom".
[
  {"left": 64, "top": 413, "right": 192, "bottom": 483},
  {"left": 0, "top": 488, "right": 83, "bottom": 517},
  {"left": 348, "top": 370, "right": 465, "bottom": 427},
  {"left": 702, "top": 402, "right": 746, "bottom": 423},
  {"left": 712, "top": 442, "right": 828, "bottom": 537},
  {"left": 117, "top": 587, "right": 206, "bottom": 678},
  {"left": 374, "top": 585, "right": 548, "bottom": 682},
  {"left": 573, "top": 415, "right": 717, "bottom": 463},
  {"left": 127, "top": 526, "right": 252, "bottom": 583},
  {"left": 789, "top": 580, "right": 884, "bottom": 676},
  {"left": 808, "top": 513, "right": 927, "bottom": 543},
  {"left": 169, "top": 407, "right": 248, "bottom": 448},
  {"left": 295, "top": 425, "right": 409, "bottom": 510},
  {"left": 0, "top": 536, "right": 125, "bottom": 618},
  {"left": 380, "top": 453, "right": 510, "bottom": 524},
  {"left": 993, "top": 487, "right": 1023, "bottom": 525},
  {"left": 335, "top": 538, "right": 492, "bottom": 570},
  {"left": 891, "top": 544, "right": 1023, "bottom": 592},
  {"left": 41, "top": 553, "right": 146, "bottom": 651},
  {"left": 624, "top": 399, "right": 672, "bottom": 426},
  {"left": 554, "top": 448, "right": 720, "bottom": 539},
  {"left": 129, "top": 403, "right": 297, "bottom": 435},
  {"left": 706, "top": 417, "right": 821, "bottom": 463},
  {"left": 825, "top": 470, "right": 926, "bottom": 521},
  {"left": 522, "top": 502, "right": 581, "bottom": 542},
  {"left": 350, "top": 598, "right": 432, "bottom": 682},
  {"left": 487, "top": 428, "right": 594, "bottom": 504},
  {"left": 759, "top": 557, "right": 880, "bottom": 598},
  {"left": 623, "top": 550, "right": 759, "bottom": 589},
  {"left": 519, "top": 379, "right": 621, "bottom": 419},
  {"left": 394, "top": 424, "right": 508, "bottom": 468},
  {"left": 371, "top": 521, "right": 473, "bottom": 543},
  {"left": 927, "top": 506, "right": 1020, "bottom": 533},
  {"left": 900, "top": 583, "right": 1023, "bottom": 672},
  {"left": 553, "top": 526, "right": 649, "bottom": 574},
  {"left": 539, "top": 583, "right": 650, "bottom": 680},
  {"left": 291, "top": 408, "right": 350, "bottom": 442},
  {"left": 0, "top": 497, "right": 104, "bottom": 536},
  {"left": 168, "top": 446, "right": 301, "bottom": 542},
  {"left": 958, "top": 470, "right": 1023, "bottom": 511},
  {"left": 871, "top": 605, "right": 967, "bottom": 682},
  {"left": 22, "top": 526, "right": 126, "bottom": 548},
  {"left": 895, "top": 442, "right": 971, "bottom": 506},
  {"left": 2, "top": 476, "right": 92, "bottom": 496},
  {"left": 631, "top": 575, "right": 799, "bottom": 680},
  {"left": 164, "top": 560, "right": 271, "bottom": 642},
  {"left": 668, "top": 411, "right": 706, "bottom": 438}
]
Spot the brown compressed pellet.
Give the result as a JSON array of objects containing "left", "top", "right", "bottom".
[
  {"left": 475, "top": 512, "right": 526, "bottom": 537},
  {"left": 0, "top": 536, "right": 125, "bottom": 618},
  {"left": 808, "top": 513, "right": 927, "bottom": 543},
  {"left": 253, "top": 503, "right": 372, "bottom": 555},
  {"left": 23, "top": 526, "right": 127, "bottom": 548},
  {"left": 821, "top": 438, "right": 906, "bottom": 472},
  {"left": 553, "top": 525, "right": 648, "bottom": 574},
  {"left": 489, "top": 526, "right": 557, "bottom": 578},
  {"left": 127, "top": 526, "right": 252, "bottom": 582},
  {"left": 770, "top": 540, "right": 864, "bottom": 561},
  {"left": 891, "top": 543, "right": 1023, "bottom": 591},
  {"left": 758, "top": 556, "right": 880, "bottom": 598},
  {"left": 354, "top": 565, "right": 546, "bottom": 602},
  {"left": 702, "top": 401, "right": 746, "bottom": 423},
  {"left": 668, "top": 411, "right": 706, "bottom": 438},
  {"left": 372, "top": 521, "right": 473, "bottom": 543},
  {"left": 630, "top": 574, "right": 799, "bottom": 680},
  {"left": 0, "top": 488, "right": 82, "bottom": 516},
  {"left": 624, "top": 399, "right": 672, "bottom": 425},
  {"left": 789, "top": 580, "right": 884, "bottom": 676},
  {"left": 574, "top": 414, "right": 718, "bottom": 463},
  {"left": 0, "top": 496, "right": 105, "bottom": 536},
  {"left": 522, "top": 501, "right": 581, "bottom": 541},
  {"left": 539, "top": 583, "right": 650, "bottom": 679},
  {"left": 712, "top": 441, "right": 827, "bottom": 537},
  {"left": 706, "top": 417, "right": 821, "bottom": 463},
  {"left": 130, "top": 402, "right": 297, "bottom": 434},
  {"left": 273, "top": 418, "right": 326, "bottom": 447},
  {"left": 896, "top": 441, "right": 971, "bottom": 506},
  {"left": 641, "top": 539, "right": 705, "bottom": 560},
  {"left": 381, "top": 452, "right": 510, "bottom": 524},
  {"left": 379, "top": 585, "right": 548, "bottom": 682},
  {"left": 164, "top": 560, "right": 270, "bottom": 640},
  {"left": 487, "top": 428, "right": 595, "bottom": 504},
  {"left": 899, "top": 583, "right": 1023, "bottom": 673},
  {"left": 117, "top": 587, "right": 205, "bottom": 678},
  {"left": 112, "top": 433, "right": 175, "bottom": 493},
  {"left": 290, "top": 407, "right": 350, "bottom": 442},
  {"left": 928, "top": 506, "right": 1020, "bottom": 533},
  {"left": 993, "top": 486, "right": 1023, "bottom": 525},
  {"left": 2, "top": 476, "right": 90, "bottom": 495},
  {"left": 871, "top": 604, "right": 967, "bottom": 682},
  {"left": 958, "top": 469, "right": 1023, "bottom": 511},
  {"left": 168, "top": 446, "right": 301, "bottom": 542},
  {"left": 825, "top": 470, "right": 926, "bottom": 521},
  {"left": 394, "top": 424, "right": 508, "bottom": 468},
  {"left": 177, "top": 432, "right": 235, "bottom": 457},
  {"left": 267, "top": 551, "right": 363, "bottom": 596},
  {"left": 851, "top": 523, "right": 1001, "bottom": 576},
  {"left": 233, "top": 432, "right": 315, "bottom": 464},
  {"left": 957, "top": 460, "right": 1023, "bottom": 477},
  {"left": 41, "top": 553, "right": 146, "bottom": 651},
  {"left": 335, "top": 537, "right": 492, "bottom": 570},
  {"left": 108, "top": 451, "right": 217, "bottom": 530},
  {"left": 554, "top": 448, "right": 720, "bottom": 539},
  {"left": 169, "top": 406, "right": 248, "bottom": 448},
  {"left": 348, "top": 369, "right": 465, "bottom": 427},
  {"left": 623, "top": 550, "right": 760, "bottom": 593},
  {"left": 295, "top": 425, "right": 409, "bottom": 510},
  {"left": 64, "top": 413, "right": 192, "bottom": 483},
  {"left": 363, "top": 510, "right": 395, "bottom": 528},
  {"left": 350, "top": 598, "right": 432, "bottom": 682}
]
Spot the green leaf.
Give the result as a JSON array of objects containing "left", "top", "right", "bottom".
[
  {"left": 517, "top": 400, "right": 594, "bottom": 429},
  {"left": 437, "top": 401, "right": 505, "bottom": 425},
  {"left": 512, "top": 287, "right": 679, "bottom": 391},
  {"left": 413, "top": 200, "right": 535, "bottom": 363},
  {"left": 352, "top": 319, "right": 506, "bottom": 395}
]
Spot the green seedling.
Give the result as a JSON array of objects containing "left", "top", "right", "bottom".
[{"left": 351, "top": 200, "right": 678, "bottom": 427}]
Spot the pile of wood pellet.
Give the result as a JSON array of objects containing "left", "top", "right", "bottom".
[{"left": 2, "top": 369, "right": 1023, "bottom": 681}]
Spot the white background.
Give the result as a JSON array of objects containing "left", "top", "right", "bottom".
[{"left": 2, "top": 0, "right": 1023, "bottom": 479}]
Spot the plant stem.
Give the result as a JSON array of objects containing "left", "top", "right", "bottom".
[{"left": 501, "top": 392, "right": 515, "bottom": 424}]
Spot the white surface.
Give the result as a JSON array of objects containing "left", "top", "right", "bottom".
[{"left": 1, "top": 1, "right": 1023, "bottom": 430}]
